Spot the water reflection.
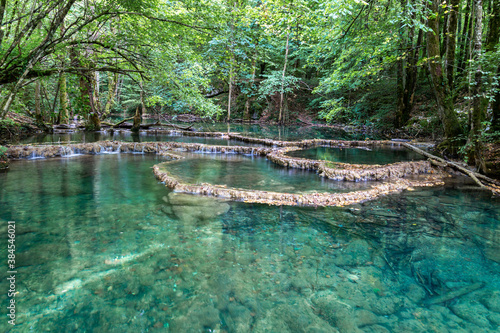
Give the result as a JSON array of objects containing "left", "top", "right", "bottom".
[{"left": 18, "top": 123, "right": 379, "bottom": 145}]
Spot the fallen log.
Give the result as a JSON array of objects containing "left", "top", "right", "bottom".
[
  {"left": 141, "top": 122, "right": 193, "bottom": 131},
  {"left": 403, "top": 143, "right": 500, "bottom": 193},
  {"left": 101, "top": 117, "right": 135, "bottom": 128}
]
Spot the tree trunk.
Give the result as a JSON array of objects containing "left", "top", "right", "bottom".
[
  {"left": 426, "top": 0, "right": 463, "bottom": 141},
  {"left": 35, "top": 79, "right": 43, "bottom": 124},
  {"left": 441, "top": 5, "right": 449, "bottom": 57},
  {"left": 132, "top": 81, "right": 145, "bottom": 132},
  {"left": 244, "top": 58, "right": 257, "bottom": 121},
  {"left": 487, "top": 0, "right": 500, "bottom": 131},
  {"left": 467, "top": 0, "right": 486, "bottom": 169},
  {"left": 115, "top": 75, "right": 123, "bottom": 104},
  {"left": 93, "top": 71, "right": 101, "bottom": 114},
  {"left": 458, "top": 0, "right": 473, "bottom": 74},
  {"left": 58, "top": 73, "right": 69, "bottom": 124},
  {"left": 103, "top": 73, "right": 118, "bottom": 117},
  {"left": 0, "top": 0, "right": 7, "bottom": 48},
  {"left": 396, "top": 42, "right": 405, "bottom": 127},
  {"left": 396, "top": 0, "right": 412, "bottom": 128},
  {"left": 470, "top": 0, "right": 484, "bottom": 137},
  {"left": 132, "top": 106, "right": 142, "bottom": 132},
  {"left": 406, "top": 28, "right": 423, "bottom": 117},
  {"left": 227, "top": 69, "right": 233, "bottom": 122},
  {"left": 57, "top": 17, "right": 69, "bottom": 125},
  {"left": 279, "top": 27, "right": 290, "bottom": 124},
  {"left": 70, "top": 47, "right": 100, "bottom": 130},
  {"left": 445, "top": 0, "right": 460, "bottom": 89}
]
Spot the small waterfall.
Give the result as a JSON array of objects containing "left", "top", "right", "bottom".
[
  {"left": 61, "top": 146, "right": 83, "bottom": 157},
  {"left": 28, "top": 150, "right": 45, "bottom": 159},
  {"left": 132, "top": 143, "right": 144, "bottom": 154},
  {"left": 61, "top": 146, "right": 70, "bottom": 157},
  {"left": 99, "top": 144, "right": 120, "bottom": 154}
]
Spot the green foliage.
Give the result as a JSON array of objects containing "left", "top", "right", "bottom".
[
  {"left": 0, "top": 119, "right": 17, "bottom": 128},
  {"left": 0, "top": 0, "right": 498, "bottom": 154},
  {"left": 258, "top": 71, "right": 300, "bottom": 100}
]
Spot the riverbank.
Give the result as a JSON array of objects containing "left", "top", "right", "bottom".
[{"left": 0, "top": 112, "right": 41, "bottom": 144}]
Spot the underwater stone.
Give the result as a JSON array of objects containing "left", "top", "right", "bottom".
[
  {"left": 342, "top": 240, "right": 371, "bottom": 265},
  {"left": 224, "top": 302, "right": 253, "bottom": 332},
  {"left": 391, "top": 320, "right": 428, "bottom": 333},
  {"left": 361, "top": 324, "right": 390, "bottom": 333},
  {"left": 481, "top": 291, "right": 500, "bottom": 313},
  {"left": 354, "top": 309, "right": 385, "bottom": 327},
  {"left": 311, "top": 291, "right": 363, "bottom": 333},
  {"left": 406, "top": 283, "right": 426, "bottom": 303},
  {"left": 450, "top": 300, "right": 495, "bottom": 328},
  {"left": 170, "top": 302, "right": 221, "bottom": 332},
  {"left": 369, "top": 295, "right": 401, "bottom": 316}
]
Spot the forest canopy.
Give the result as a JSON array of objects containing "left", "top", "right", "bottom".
[{"left": 0, "top": 0, "right": 499, "bottom": 165}]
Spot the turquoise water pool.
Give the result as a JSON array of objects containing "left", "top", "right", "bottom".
[
  {"left": 0, "top": 153, "right": 499, "bottom": 332},
  {"left": 160, "top": 154, "right": 374, "bottom": 193},
  {"left": 286, "top": 146, "right": 425, "bottom": 165}
]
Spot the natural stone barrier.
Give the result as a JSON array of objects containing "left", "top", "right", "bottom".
[
  {"left": 142, "top": 129, "right": 230, "bottom": 138},
  {"left": 267, "top": 147, "right": 434, "bottom": 181},
  {"left": 5, "top": 141, "right": 273, "bottom": 159},
  {"left": 5, "top": 136, "right": 448, "bottom": 207},
  {"left": 153, "top": 162, "right": 444, "bottom": 207},
  {"left": 226, "top": 134, "right": 407, "bottom": 149}
]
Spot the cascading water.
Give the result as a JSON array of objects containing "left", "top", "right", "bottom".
[
  {"left": 28, "top": 149, "right": 45, "bottom": 159},
  {"left": 132, "top": 143, "right": 145, "bottom": 154}
]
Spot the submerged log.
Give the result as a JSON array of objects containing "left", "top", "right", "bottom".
[{"left": 426, "top": 282, "right": 485, "bottom": 305}]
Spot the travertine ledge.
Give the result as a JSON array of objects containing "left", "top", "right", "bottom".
[
  {"left": 5, "top": 137, "right": 447, "bottom": 207},
  {"left": 153, "top": 162, "right": 444, "bottom": 207}
]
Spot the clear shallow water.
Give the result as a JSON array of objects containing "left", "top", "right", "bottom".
[
  {"left": 160, "top": 154, "right": 374, "bottom": 193},
  {"left": 0, "top": 155, "right": 499, "bottom": 332},
  {"left": 287, "top": 146, "right": 425, "bottom": 165}
]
